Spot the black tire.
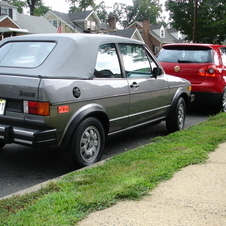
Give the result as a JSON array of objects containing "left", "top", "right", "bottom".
[
  {"left": 166, "top": 97, "right": 186, "bottom": 133},
  {"left": 63, "top": 117, "right": 105, "bottom": 170},
  {"left": 0, "top": 140, "right": 6, "bottom": 149},
  {"left": 218, "top": 89, "right": 226, "bottom": 113}
]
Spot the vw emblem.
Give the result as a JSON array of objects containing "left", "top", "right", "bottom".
[{"left": 174, "top": 66, "right": 181, "bottom": 72}]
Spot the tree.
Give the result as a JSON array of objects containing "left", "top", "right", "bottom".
[
  {"left": 66, "top": 0, "right": 96, "bottom": 12},
  {"left": 95, "top": 1, "right": 109, "bottom": 22},
  {"left": 165, "top": 0, "right": 226, "bottom": 43},
  {"left": 33, "top": 1, "right": 50, "bottom": 16},
  {"left": 27, "top": 0, "right": 41, "bottom": 15},
  {"left": 3, "top": 0, "right": 50, "bottom": 16},
  {"left": 100, "top": 0, "right": 162, "bottom": 28},
  {"left": 130, "top": 0, "right": 162, "bottom": 23}
]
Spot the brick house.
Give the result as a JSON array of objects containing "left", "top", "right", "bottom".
[{"left": 128, "top": 19, "right": 186, "bottom": 54}]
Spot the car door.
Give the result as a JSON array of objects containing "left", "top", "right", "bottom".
[
  {"left": 118, "top": 44, "right": 170, "bottom": 127},
  {"left": 93, "top": 43, "right": 130, "bottom": 133}
]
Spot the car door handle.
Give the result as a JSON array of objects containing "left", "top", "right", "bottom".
[{"left": 130, "top": 82, "right": 140, "bottom": 88}]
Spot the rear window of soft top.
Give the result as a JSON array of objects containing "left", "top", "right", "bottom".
[
  {"left": 157, "top": 46, "right": 213, "bottom": 64},
  {"left": 0, "top": 41, "right": 56, "bottom": 68}
]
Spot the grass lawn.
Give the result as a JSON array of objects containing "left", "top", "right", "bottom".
[{"left": 1, "top": 113, "right": 226, "bottom": 225}]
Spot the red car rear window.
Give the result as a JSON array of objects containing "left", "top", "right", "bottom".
[{"left": 157, "top": 47, "right": 213, "bottom": 64}]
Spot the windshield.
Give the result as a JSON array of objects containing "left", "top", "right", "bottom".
[
  {"left": 157, "top": 48, "right": 213, "bottom": 63},
  {"left": 0, "top": 41, "right": 56, "bottom": 68}
]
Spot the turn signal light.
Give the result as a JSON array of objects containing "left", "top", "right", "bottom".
[
  {"left": 57, "top": 105, "right": 69, "bottom": 113},
  {"left": 24, "top": 101, "right": 50, "bottom": 116}
]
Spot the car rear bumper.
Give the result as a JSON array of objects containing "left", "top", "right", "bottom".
[
  {"left": 192, "top": 91, "right": 222, "bottom": 105},
  {"left": 0, "top": 124, "right": 57, "bottom": 148}
]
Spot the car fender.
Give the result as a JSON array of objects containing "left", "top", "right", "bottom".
[
  {"left": 58, "top": 103, "right": 109, "bottom": 150},
  {"left": 168, "top": 87, "right": 188, "bottom": 115}
]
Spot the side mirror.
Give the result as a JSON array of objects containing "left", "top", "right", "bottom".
[{"left": 152, "top": 67, "right": 163, "bottom": 79}]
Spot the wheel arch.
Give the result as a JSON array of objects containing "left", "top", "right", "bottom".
[
  {"left": 169, "top": 87, "right": 189, "bottom": 115},
  {"left": 58, "top": 103, "right": 109, "bottom": 151}
]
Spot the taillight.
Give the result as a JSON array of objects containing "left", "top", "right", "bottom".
[
  {"left": 24, "top": 101, "right": 50, "bottom": 116},
  {"left": 198, "top": 65, "right": 219, "bottom": 77}
]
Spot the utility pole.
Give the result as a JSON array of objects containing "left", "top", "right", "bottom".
[{"left": 192, "top": 0, "right": 198, "bottom": 43}]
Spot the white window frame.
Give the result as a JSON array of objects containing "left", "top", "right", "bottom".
[
  {"left": 1, "top": 8, "right": 8, "bottom": 16},
  {"left": 49, "top": 19, "right": 58, "bottom": 28}
]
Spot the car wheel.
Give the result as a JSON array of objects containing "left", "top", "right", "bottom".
[
  {"left": 63, "top": 117, "right": 105, "bottom": 170},
  {"left": 219, "top": 89, "right": 226, "bottom": 112},
  {"left": 0, "top": 140, "right": 5, "bottom": 149},
  {"left": 166, "top": 97, "right": 186, "bottom": 133}
]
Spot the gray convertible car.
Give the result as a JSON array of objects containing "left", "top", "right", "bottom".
[{"left": 0, "top": 34, "right": 193, "bottom": 169}]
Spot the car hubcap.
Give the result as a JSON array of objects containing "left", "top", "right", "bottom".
[
  {"left": 222, "top": 90, "right": 226, "bottom": 112},
  {"left": 80, "top": 126, "right": 100, "bottom": 163},
  {"left": 178, "top": 103, "right": 185, "bottom": 129}
]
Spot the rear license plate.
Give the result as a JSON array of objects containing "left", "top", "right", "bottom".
[{"left": 0, "top": 99, "right": 6, "bottom": 115}]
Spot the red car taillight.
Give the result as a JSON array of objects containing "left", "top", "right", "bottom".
[
  {"left": 198, "top": 65, "right": 219, "bottom": 77},
  {"left": 24, "top": 101, "right": 50, "bottom": 116}
]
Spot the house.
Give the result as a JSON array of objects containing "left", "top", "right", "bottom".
[
  {"left": 43, "top": 10, "right": 144, "bottom": 42},
  {"left": 0, "top": 0, "right": 56, "bottom": 39},
  {"left": 128, "top": 19, "right": 186, "bottom": 54}
]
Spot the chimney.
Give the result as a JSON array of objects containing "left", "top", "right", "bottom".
[
  {"left": 142, "top": 18, "right": 152, "bottom": 50},
  {"left": 109, "top": 16, "right": 117, "bottom": 30}
]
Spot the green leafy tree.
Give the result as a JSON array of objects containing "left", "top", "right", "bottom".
[
  {"left": 27, "top": 0, "right": 41, "bottom": 15},
  {"left": 130, "top": 0, "right": 162, "bottom": 23},
  {"left": 165, "top": 0, "right": 226, "bottom": 43},
  {"left": 95, "top": 1, "right": 109, "bottom": 22},
  {"left": 66, "top": 0, "right": 96, "bottom": 12},
  {"left": 33, "top": 1, "right": 50, "bottom": 16},
  {"left": 3, "top": 0, "right": 50, "bottom": 16},
  {"left": 110, "top": 3, "right": 131, "bottom": 28},
  {"left": 105, "top": 0, "right": 162, "bottom": 28}
]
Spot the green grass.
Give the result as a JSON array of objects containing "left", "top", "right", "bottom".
[{"left": 1, "top": 113, "right": 226, "bottom": 225}]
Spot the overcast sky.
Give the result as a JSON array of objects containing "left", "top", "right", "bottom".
[{"left": 42, "top": 0, "right": 167, "bottom": 13}]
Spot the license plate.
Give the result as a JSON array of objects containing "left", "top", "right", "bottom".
[{"left": 0, "top": 99, "right": 6, "bottom": 115}]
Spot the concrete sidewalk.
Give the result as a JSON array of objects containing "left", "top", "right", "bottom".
[{"left": 77, "top": 143, "right": 226, "bottom": 226}]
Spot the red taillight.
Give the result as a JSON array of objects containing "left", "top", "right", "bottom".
[
  {"left": 24, "top": 101, "right": 50, "bottom": 116},
  {"left": 198, "top": 65, "right": 219, "bottom": 77}
]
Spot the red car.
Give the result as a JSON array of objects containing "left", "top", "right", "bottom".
[{"left": 157, "top": 43, "right": 226, "bottom": 112}]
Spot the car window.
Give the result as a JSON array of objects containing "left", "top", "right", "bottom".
[
  {"left": 0, "top": 42, "right": 56, "bottom": 67},
  {"left": 157, "top": 48, "right": 213, "bottom": 63},
  {"left": 118, "top": 44, "right": 157, "bottom": 78},
  {"left": 220, "top": 48, "right": 226, "bottom": 65},
  {"left": 94, "top": 44, "right": 122, "bottom": 78}
]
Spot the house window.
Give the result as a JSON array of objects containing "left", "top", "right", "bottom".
[
  {"left": 87, "top": 21, "right": 96, "bottom": 30},
  {"left": 160, "top": 26, "right": 165, "bottom": 38},
  {"left": 49, "top": 19, "right": 58, "bottom": 28},
  {"left": 160, "top": 29, "right": 165, "bottom": 38},
  {"left": 1, "top": 8, "right": 8, "bottom": 16}
]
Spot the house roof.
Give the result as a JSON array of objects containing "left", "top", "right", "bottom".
[
  {"left": 0, "top": 1, "right": 17, "bottom": 8},
  {"left": 50, "top": 10, "right": 89, "bottom": 33},
  {"left": 68, "top": 10, "right": 93, "bottom": 21},
  {"left": 44, "top": 10, "right": 143, "bottom": 41},
  {"left": 108, "top": 28, "right": 137, "bottom": 38},
  {"left": 16, "top": 13, "right": 56, "bottom": 34}
]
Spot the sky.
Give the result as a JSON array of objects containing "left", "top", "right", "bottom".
[{"left": 42, "top": 0, "right": 167, "bottom": 17}]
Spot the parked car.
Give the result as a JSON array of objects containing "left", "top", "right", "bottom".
[
  {"left": 157, "top": 43, "right": 226, "bottom": 112},
  {"left": 0, "top": 34, "right": 193, "bottom": 169}
]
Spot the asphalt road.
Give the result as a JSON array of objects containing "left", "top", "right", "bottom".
[{"left": 0, "top": 105, "right": 212, "bottom": 198}]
